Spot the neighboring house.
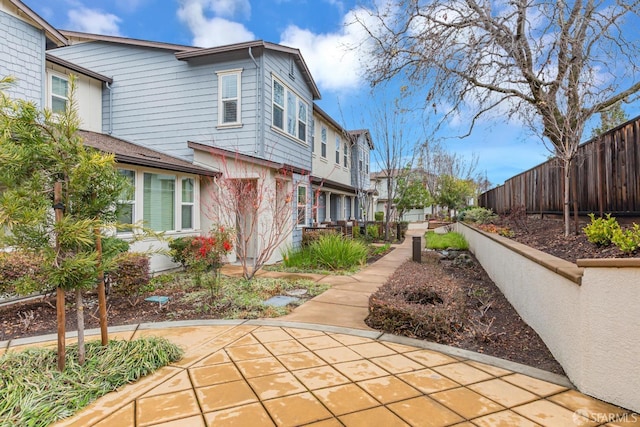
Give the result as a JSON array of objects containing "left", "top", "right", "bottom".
[
  {"left": 349, "top": 129, "right": 376, "bottom": 221},
  {"left": 0, "top": 0, "right": 219, "bottom": 272},
  {"left": 46, "top": 33, "right": 320, "bottom": 265},
  {"left": 371, "top": 169, "right": 434, "bottom": 222}
]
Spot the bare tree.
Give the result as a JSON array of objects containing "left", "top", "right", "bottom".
[
  {"left": 354, "top": 0, "right": 640, "bottom": 236},
  {"left": 203, "top": 150, "right": 303, "bottom": 280},
  {"left": 369, "top": 96, "right": 418, "bottom": 239}
]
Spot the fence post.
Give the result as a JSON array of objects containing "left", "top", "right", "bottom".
[{"left": 412, "top": 236, "right": 422, "bottom": 263}]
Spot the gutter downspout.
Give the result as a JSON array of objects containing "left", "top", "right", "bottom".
[
  {"left": 105, "top": 82, "right": 113, "bottom": 135},
  {"left": 248, "top": 47, "right": 260, "bottom": 156}
]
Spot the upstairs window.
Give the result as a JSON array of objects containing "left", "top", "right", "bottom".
[
  {"left": 321, "top": 126, "right": 327, "bottom": 158},
  {"left": 343, "top": 142, "right": 348, "bottom": 167},
  {"left": 217, "top": 69, "right": 242, "bottom": 126},
  {"left": 272, "top": 77, "right": 308, "bottom": 143},
  {"left": 335, "top": 136, "right": 340, "bottom": 164},
  {"left": 51, "top": 75, "right": 69, "bottom": 114}
]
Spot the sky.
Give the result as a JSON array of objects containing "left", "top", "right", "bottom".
[{"left": 26, "top": 0, "right": 640, "bottom": 186}]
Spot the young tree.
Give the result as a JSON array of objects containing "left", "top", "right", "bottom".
[
  {"left": 202, "top": 150, "right": 303, "bottom": 280},
  {"left": 354, "top": 0, "right": 640, "bottom": 236},
  {"left": 436, "top": 175, "right": 475, "bottom": 218},
  {"left": 394, "top": 169, "right": 433, "bottom": 220},
  {"left": 0, "top": 77, "right": 127, "bottom": 368}
]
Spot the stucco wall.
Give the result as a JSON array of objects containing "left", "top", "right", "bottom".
[{"left": 456, "top": 222, "right": 640, "bottom": 412}]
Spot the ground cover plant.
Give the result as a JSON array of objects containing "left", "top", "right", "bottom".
[
  {"left": 0, "top": 337, "right": 182, "bottom": 427},
  {"left": 424, "top": 231, "right": 469, "bottom": 250},
  {"left": 279, "top": 233, "right": 369, "bottom": 273}
]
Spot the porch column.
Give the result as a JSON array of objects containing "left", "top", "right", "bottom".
[
  {"left": 340, "top": 195, "right": 346, "bottom": 220},
  {"left": 350, "top": 196, "right": 355, "bottom": 220},
  {"left": 324, "top": 191, "right": 332, "bottom": 222}
]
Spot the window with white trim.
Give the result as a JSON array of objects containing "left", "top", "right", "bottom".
[
  {"left": 321, "top": 126, "right": 327, "bottom": 158},
  {"left": 297, "top": 184, "right": 307, "bottom": 226},
  {"left": 143, "top": 172, "right": 175, "bottom": 231},
  {"left": 335, "top": 136, "right": 340, "bottom": 164},
  {"left": 343, "top": 142, "right": 348, "bottom": 167},
  {"left": 181, "top": 178, "right": 194, "bottom": 229},
  {"left": 50, "top": 75, "right": 69, "bottom": 114},
  {"left": 217, "top": 69, "right": 242, "bottom": 126},
  {"left": 117, "top": 169, "right": 135, "bottom": 226},
  {"left": 272, "top": 77, "right": 308, "bottom": 143}
]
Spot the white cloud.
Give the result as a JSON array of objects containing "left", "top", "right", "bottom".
[
  {"left": 66, "top": 8, "right": 122, "bottom": 36},
  {"left": 177, "top": 0, "right": 254, "bottom": 47},
  {"left": 279, "top": 8, "right": 373, "bottom": 93}
]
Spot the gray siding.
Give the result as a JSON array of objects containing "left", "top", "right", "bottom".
[
  {"left": 51, "top": 42, "right": 258, "bottom": 160},
  {"left": 0, "top": 10, "right": 44, "bottom": 105},
  {"left": 261, "top": 51, "right": 313, "bottom": 172}
]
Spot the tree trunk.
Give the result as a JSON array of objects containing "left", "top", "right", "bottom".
[
  {"left": 76, "top": 288, "right": 85, "bottom": 365},
  {"left": 54, "top": 182, "right": 65, "bottom": 372},
  {"left": 563, "top": 159, "right": 571, "bottom": 237}
]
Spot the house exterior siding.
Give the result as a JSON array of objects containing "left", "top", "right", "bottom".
[{"left": 0, "top": 8, "right": 44, "bottom": 105}]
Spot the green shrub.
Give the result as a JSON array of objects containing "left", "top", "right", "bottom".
[
  {"left": 425, "top": 232, "right": 469, "bottom": 250},
  {"left": 309, "top": 234, "right": 368, "bottom": 270},
  {"left": 168, "top": 236, "right": 195, "bottom": 268},
  {"left": 583, "top": 213, "right": 620, "bottom": 246},
  {"left": 366, "top": 224, "right": 380, "bottom": 240},
  {"left": 374, "top": 211, "right": 384, "bottom": 221},
  {"left": 302, "top": 228, "right": 338, "bottom": 247},
  {"left": 461, "top": 207, "right": 497, "bottom": 224},
  {"left": 110, "top": 252, "right": 151, "bottom": 305},
  {"left": 281, "top": 246, "right": 314, "bottom": 270},
  {"left": 101, "top": 236, "right": 130, "bottom": 261},
  {"left": 0, "top": 251, "right": 47, "bottom": 295},
  {"left": 611, "top": 224, "right": 640, "bottom": 253}
]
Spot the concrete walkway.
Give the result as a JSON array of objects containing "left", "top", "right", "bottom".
[{"left": 2, "top": 223, "right": 638, "bottom": 426}]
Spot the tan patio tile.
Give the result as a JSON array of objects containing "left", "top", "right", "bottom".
[
  {"left": 349, "top": 341, "right": 397, "bottom": 358},
  {"left": 195, "top": 380, "right": 258, "bottom": 413},
  {"left": 192, "top": 350, "right": 230, "bottom": 366},
  {"left": 339, "top": 407, "right": 409, "bottom": 427},
  {"left": 333, "top": 359, "right": 390, "bottom": 381},
  {"left": 432, "top": 362, "right": 495, "bottom": 385},
  {"left": 151, "top": 415, "right": 206, "bottom": 426},
  {"left": 430, "top": 387, "right": 505, "bottom": 419},
  {"left": 293, "top": 365, "right": 351, "bottom": 390},
  {"left": 404, "top": 349, "right": 458, "bottom": 367},
  {"left": 382, "top": 342, "right": 421, "bottom": 353},
  {"left": 224, "top": 343, "right": 272, "bottom": 361},
  {"left": 548, "top": 390, "right": 630, "bottom": 422},
  {"left": 247, "top": 372, "right": 307, "bottom": 400},
  {"left": 330, "top": 333, "right": 376, "bottom": 346},
  {"left": 388, "top": 395, "right": 464, "bottom": 427},
  {"left": 357, "top": 376, "right": 422, "bottom": 404},
  {"left": 313, "top": 383, "right": 379, "bottom": 416},
  {"left": 513, "top": 400, "right": 598, "bottom": 427},
  {"left": 252, "top": 328, "right": 293, "bottom": 343},
  {"left": 226, "top": 333, "right": 260, "bottom": 347},
  {"left": 263, "top": 339, "right": 308, "bottom": 355},
  {"left": 263, "top": 392, "right": 333, "bottom": 427},
  {"left": 234, "top": 356, "right": 287, "bottom": 378},
  {"left": 304, "top": 419, "right": 344, "bottom": 427},
  {"left": 468, "top": 378, "right": 538, "bottom": 407},
  {"left": 502, "top": 373, "right": 568, "bottom": 397},
  {"left": 189, "top": 363, "right": 242, "bottom": 388},
  {"left": 276, "top": 351, "right": 327, "bottom": 370},
  {"left": 314, "top": 345, "right": 364, "bottom": 364},
  {"left": 397, "top": 368, "right": 461, "bottom": 394},
  {"left": 143, "top": 370, "right": 193, "bottom": 397},
  {"left": 283, "top": 327, "right": 326, "bottom": 339},
  {"left": 93, "top": 403, "right": 134, "bottom": 427},
  {"left": 203, "top": 402, "right": 274, "bottom": 427},
  {"left": 136, "top": 389, "right": 201, "bottom": 427},
  {"left": 298, "top": 334, "right": 343, "bottom": 350},
  {"left": 466, "top": 360, "right": 513, "bottom": 377},
  {"left": 370, "top": 354, "right": 425, "bottom": 374},
  {"left": 472, "top": 410, "right": 542, "bottom": 427}
]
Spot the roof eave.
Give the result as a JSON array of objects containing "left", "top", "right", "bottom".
[{"left": 8, "top": 0, "right": 68, "bottom": 46}]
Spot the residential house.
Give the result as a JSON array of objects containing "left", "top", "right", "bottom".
[
  {"left": 1, "top": 0, "right": 220, "bottom": 272},
  {"left": 349, "top": 129, "right": 376, "bottom": 221},
  {"left": 370, "top": 169, "right": 434, "bottom": 222},
  {"left": 45, "top": 33, "right": 320, "bottom": 266}
]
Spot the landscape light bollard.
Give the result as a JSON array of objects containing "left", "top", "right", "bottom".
[{"left": 412, "top": 236, "right": 421, "bottom": 263}]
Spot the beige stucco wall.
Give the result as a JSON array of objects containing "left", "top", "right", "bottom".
[
  {"left": 312, "top": 112, "right": 351, "bottom": 186},
  {"left": 456, "top": 222, "right": 640, "bottom": 412}
]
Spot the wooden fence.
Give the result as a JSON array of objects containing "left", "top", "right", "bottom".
[{"left": 479, "top": 116, "right": 640, "bottom": 216}]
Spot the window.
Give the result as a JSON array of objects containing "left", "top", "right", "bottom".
[
  {"left": 297, "top": 185, "right": 307, "bottom": 226},
  {"left": 143, "top": 173, "right": 175, "bottom": 231},
  {"left": 218, "top": 70, "right": 241, "bottom": 125},
  {"left": 117, "top": 169, "right": 135, "bottom": 225},
  {"left": 321, "top": 126, "right": 327, "bottom": 158},
  {"left": 343, "top": 142, "right": 348, "bottom": 167},
  {"left": 51, "top": 75, "right": 68, "bottom": 114},
  {"left": 359, "top": 147, "right": 363, "bottom": 172},
  {"left": 366, "top": 152, "right": 369, "bottom": 174},
  {"left": 272, "top": 77, "right": 308, "bottom": 143},
  {"left": 181, "top": 178, "right": 194, "bottom": 229},
  {"left": 273, "top": 80, "right": 285, "bottom": 130},
  {"left": 335, "top": 136, "right": 340, "bottom": 164}
]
